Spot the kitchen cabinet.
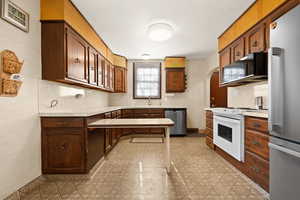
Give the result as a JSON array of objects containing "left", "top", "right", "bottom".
[
  {"left": 104, "top": 112, "right": 112, "bottom": 153},
  {"left": 231, "top": 38, "right": 245, "bottom": 62},
  {"left": 41, "top": 21, "right": 117, "bottom": 92},
  {"left": 41, "top": 118, "right": 86, "bottom": 174},
  {"left": 98, "top": 56, "right": 105, "bottom": 88},
  {"left": 246, "top": 24, "right": 266, "bottom": 54},
  {"left": 88, "top": 47, "right": 98, "bottom": 86},
  {"left": 219, "top": 48, "right": 231, "bottom": 68},
  {"left": 66, "top": 27, "right": 88, "bottom": 83},
  {"left": 205, "top": 111, "right": 214, "bottom": 150},
  {"left": 166, "top": 68, "right": 186, "bottom": 93},
  {"left": 114, "top": 66, "right": 127, "bottom": 93}
]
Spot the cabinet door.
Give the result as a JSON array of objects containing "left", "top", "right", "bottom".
[
  {"left": 66, "top": 28, "right": 88, "bottom": 83},
  {"left": 110, "top": 64, "right": 114, "bottom": 91},
  {"left": 247, "top": 24, "right": 266, "bottom": 54},
  {"left": 43, "top": 130, "right": 85, "bottom": 173},
  {"left": 166, "top": 68, "right": 185, "bottom": 93},
  {"left": 114, "top": 67, "right": 124, "bottom": 92},
  {"left": 219, "top": 48, "right": 231, "bottom": 68},
  {"left": 231, "top": 38, "right": 245, "bottom": 62},
  {"left": 88, "top": 47, "right": 98, "bottom": 85},
  {"left": 104, "top": 61, "right": 110, "bottom": 89},
  {"left": 98, "top": 57, "right": 105, "bottom": 88}
]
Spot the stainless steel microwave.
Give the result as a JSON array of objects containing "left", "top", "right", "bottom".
[{"left": 221, "top": 52, "right": 268, "bottom": 85}]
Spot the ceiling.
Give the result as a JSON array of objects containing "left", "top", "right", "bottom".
[{"left": 72, "top": 0, "right": 255, "bottom": 60}]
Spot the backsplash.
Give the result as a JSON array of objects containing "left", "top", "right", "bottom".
[
  {"left": 38, "top": 80, "right": 109, "bottom": 112},
  {"left": 228, "top": 81, "right": 268, "bottom": 109}
]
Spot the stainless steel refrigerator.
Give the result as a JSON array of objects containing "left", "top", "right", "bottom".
[{"left": 269, "top": 4, "right": 300, "bottom": 200}]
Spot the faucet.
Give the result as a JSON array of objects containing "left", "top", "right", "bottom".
[
  {"left": 147, "top": 96, "right": 152, "bottom": 106},
  {"left": 50, "top": 99, "right": 58, "bottom": 108}
]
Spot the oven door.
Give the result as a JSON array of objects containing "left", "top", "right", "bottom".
[{"left": 213, "top": 115, "right": 244, "bottom": 162}]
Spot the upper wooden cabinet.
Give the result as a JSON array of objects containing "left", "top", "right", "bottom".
[
  {"left": 164, "top": 57, "right": 186, "bottom": 93},
  {"left": 88, "top": 47, "right": 98, "bottom": 86},
  {"left": 166, "top": 68, "right": 186, "bottom": 93},
  {"left": 114, "top": 66, "right": 127, "bottom": 93},
  {"left": 231, "top": 38, "right": 245, "bottom": 62},
  {"left": 219, "top": 48, "right": 231, "bottom": 68},
  {"left": 66, "top": 27, "right": 88, "bottom": 83},
  {"left": 246, "top": 24, "right": 266, "bottom": 54},
  {"left": 42, "top": 21, "right": 120, "bottom": 92}
]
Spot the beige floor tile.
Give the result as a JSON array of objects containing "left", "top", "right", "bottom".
[{"left": 15, "top": 137, "right": 267, "bottom": 200}]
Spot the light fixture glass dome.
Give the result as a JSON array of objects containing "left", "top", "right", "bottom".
[{"left": 147, "top": 23, "right": 174, "bottom": 42}]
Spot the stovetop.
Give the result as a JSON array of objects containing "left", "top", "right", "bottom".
[{"left": 212, "top": 107, "right": 266, "bottom": 119}]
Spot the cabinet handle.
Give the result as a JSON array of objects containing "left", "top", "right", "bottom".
[
  {"left": 60, "top": 143, "right": 68, "bottom": 151},
  {"left": 252, "top": 41, "right": 258, "bottom": 47},
  {"left": 252, "top": 140, "right": 260, "bottom": 147},
  {"left": 75, "top": 58, "right": 80, "bottom": 63},
  {"left": 251, "top": 166, "right": 261, "bottom": 173},
  {"left": 253, "top": 122, "right": 261, "bottom": 128}
]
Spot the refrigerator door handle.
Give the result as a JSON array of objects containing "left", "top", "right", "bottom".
[
  {"left": 269, "top": 143, "right": 300, "bottom": 159},
  {"left": 268, "top": 47, "right": 284, "bottom": 133}
]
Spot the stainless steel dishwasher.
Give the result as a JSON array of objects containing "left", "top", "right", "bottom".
[{"left": 165, "top": 108, "right": 186, "bottom": 136}]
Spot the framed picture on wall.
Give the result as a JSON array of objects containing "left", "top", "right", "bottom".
[{"left": 0, "top": 0, "right": 29, "bottom": 32}]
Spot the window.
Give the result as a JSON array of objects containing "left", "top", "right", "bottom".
[{"left": 133, "top": 62, "right": 161, "bottom": 99}]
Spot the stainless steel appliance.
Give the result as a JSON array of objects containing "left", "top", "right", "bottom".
[
  {"left": 165, "top": 109, "right": 186, "bottom": 136},
  {"left": 221, "top": 52, "right": 268, "bottom": 85},
  {"left": 212, "top": 108, "right": 245, "bottom": 161},
  {"left": 269, "top": 5, "right": 300, "bottom": 200}
]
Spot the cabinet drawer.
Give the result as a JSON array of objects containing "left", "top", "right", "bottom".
[
  {"left": 122, "top": 109, "right": 133, "bottom": 115},
  {"left": 150, "top": 128, "right": 164, "bottom": 134},
  {"left": 245, "top": 117, "right": 268, "bottom": 133},
  {"left": 134, "top": 113, "right": 149, "bottom": 118},
  {"left": 206, "top": 118, "right": 213, "bottom": 129},
  {"left": 134, "top": 109, "right": 149, "bottom": 114},
  {"left": 149, "top": 108, "right": 164, "bottom": 114},
  {"left": 206, "top": 137, "right": 215, "bottom": 150},
  {"left": 245, "top": 129, "right": 269, "bottom": 160},
  {"left": 245, "top": 151, "right": 269, "bottom": 192},
  {"left": 206, "top": 128, "right": 213, "bottom": 138},
  {"left": 148, "top": 113, "right": 164, "bottom": 118},
  {"left": 206, "top": 111, "right": 213, "bottom": 119},
  {"left": 41, "top": 118, "right": 84, "bottom": 128}
]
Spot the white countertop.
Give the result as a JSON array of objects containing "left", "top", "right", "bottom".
[
  {"left": 88, "top": 118, "right": 174, "bottom": 128},
  {"left": 205, "top": 108, "right": 268, "bottom": 119},
  {"left": 39, "top": 106, "right": 187, "bottom": 117}
]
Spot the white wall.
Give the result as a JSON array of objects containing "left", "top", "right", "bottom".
[
  {"left": 110, "top": 59, "right": 211, "bottom": 129},
  {"left": 228, "top": 81, "right": 268, "bottom": 109},
  {"left": 0, "top": 0, "right": 109, "bottom": 198}
]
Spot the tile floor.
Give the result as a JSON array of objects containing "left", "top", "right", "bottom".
[{"left": 10, "top": 137, "right": 268, "bottom": 200}]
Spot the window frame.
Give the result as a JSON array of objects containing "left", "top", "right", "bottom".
[{"left": 133, "top": 62, "right": 162, "bottom": 99}]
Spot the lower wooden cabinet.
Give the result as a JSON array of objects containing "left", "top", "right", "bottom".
[
  {"left": 205, "top": 111, "right": 214, "bottom": 150},
  {"left": 205, "top": 137, "right": 215, "bottom": 150},
  {"left": 245, "top": 150, "right": 269, "bottom": 191}
]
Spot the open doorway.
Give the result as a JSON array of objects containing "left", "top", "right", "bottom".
[{"left": 210, "top": 71, "right": 227, "bottom": 107}]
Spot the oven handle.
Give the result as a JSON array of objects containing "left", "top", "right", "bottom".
[{"left": 214, "top": 115, "right": 242, "bottom": 124}]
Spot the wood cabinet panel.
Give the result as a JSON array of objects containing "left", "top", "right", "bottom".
[
  {"left": 114, "top": 66, "right": 125, "bottom": 93},
  {"left": 88, "top": 47, "right": 98, "bottom": 86},
  {"left": 98, "top": 57, "right": 105, "bottom": 88},
  {"left": 206, "top": 137, "right": 215, "bottom": 150},
  {"left": 41, "top": 118, "right": 84, "bottom": 128},
  {"left": 206, "top": 111, "right": 213, "bottom": 119},
  {"left": 245, "top": 117, "right": 268, "bottom": 133},
  {"left": 87, "top": 129, "right": 105, "bottom": 171},
  {"left": 247, "top": 24, "right": 266, "bottom": 54},
  {"left": 206, "top": 128, "right": 213, "bottom": 138},
  {"left": 206, "top": 118, "right": 213, "bottom": 129},
  {"left": 231, "top": 38, "right": 245, "bottom": 62},
  {"left": 245, "top": 129, "right": 269, "bottom": 160},
  {"left": 166, "top": 68, "right": 186, "bottom": 93},
  {"left": 66, "top": 27, "right": 88, "bottom": 83},
  {"left": 245, "top": 151, "right": 269, "bottom": 192},
  {"left": 42, "top": 130, "right": 85, "bottom": 173},
  {"left": 219, "top": 48, "right": 231, "bottom": 68}
]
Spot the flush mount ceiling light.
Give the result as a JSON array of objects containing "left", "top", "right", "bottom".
[{"left": 147, "top": 23, "right": 174, "bottom": 42}]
